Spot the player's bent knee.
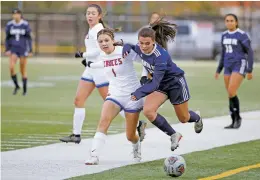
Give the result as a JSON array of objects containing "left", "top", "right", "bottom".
[
  {"left": 143, "top": 107, "right": 157, "bottom": 120},
  {"left": 74, "top": 97, "right": 84, "bottom": 107}
]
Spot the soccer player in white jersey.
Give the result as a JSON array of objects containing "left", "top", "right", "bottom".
[
  {"left": 83, "top": 28, "right": 144, "bottom": 165},
  {"left": 60, "top": 4, "right": 146, "bottom": 144}
]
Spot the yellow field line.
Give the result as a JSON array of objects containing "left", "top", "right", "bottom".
[{"left": 198, "top": 163, "right": 260, "bottom": 180}]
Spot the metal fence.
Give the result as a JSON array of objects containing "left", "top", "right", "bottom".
[{"left": 1, "top": 13, "right": 260, "bottom": 59}]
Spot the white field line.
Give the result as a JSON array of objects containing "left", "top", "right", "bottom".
[
  {"left": 1, "top": 111, "right": 260, "bottom": 180},
  {"left": 1, "top": 144, "right": 32, "bottom": 147},
  {"left": 1, "top": 141, "right": 48, "bottom": 144},
  {"left": 11, "top": 139, "right": 57, "bottom": 142},
  {"left": 3, "top": 57, "right": 255, "bottom": 68},
  {"left": 1, "top": 147, "right": 15, "bottom": 150}
]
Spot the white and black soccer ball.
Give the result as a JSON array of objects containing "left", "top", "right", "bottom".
[{"left": 163, "top": 155, "right": 186, "bottom": 177}]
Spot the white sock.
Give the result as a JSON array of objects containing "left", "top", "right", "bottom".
[
  {"left": 132, "top": 139, "right": 140, "bottom": 148},
  {"left": 119, "top": 111, "right": 125, "bottom": 119},
  {"left": 72, "top": 108, "right": 85, "bottom": 135},
  {"left": 91, "top": 132, "right": 106, "bottom": 157}
]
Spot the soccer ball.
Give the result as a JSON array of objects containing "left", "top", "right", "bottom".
[{"left": 163, "top": 155, "right": 186, "bottom": 177}]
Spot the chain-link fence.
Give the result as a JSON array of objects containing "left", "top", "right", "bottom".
[{"left": 1, "top": 13, "right": 260, "bottom": 60}]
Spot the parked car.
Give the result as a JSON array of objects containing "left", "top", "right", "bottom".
[{"left": 115, "top": 20, "right": 215, "bottom": 60}]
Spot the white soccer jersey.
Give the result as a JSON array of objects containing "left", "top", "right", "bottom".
[
  {"left": 83, "top": 23, "right": 104, "bottom": 62},
  {"left": 91, "top": 46, "right": 142, "bottom": 96}
]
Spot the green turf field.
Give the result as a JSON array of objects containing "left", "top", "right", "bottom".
[
  {"left": 70, "top": 140, "right": 260, "bottom": 180},
  {"left": 1, "top": 58, "right": 260, "bottom": 151}
]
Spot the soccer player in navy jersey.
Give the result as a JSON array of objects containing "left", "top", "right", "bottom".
[
  {"left": 215, "top": 14, "right": 254, "bottom": 129},
  {"left": 122, "top": 19, "right": 203, "bottom": 151},
  {"left": 5, "top": 8, "right": 33, "bottom": 96}
]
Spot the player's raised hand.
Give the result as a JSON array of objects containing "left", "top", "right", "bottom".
[
  {"left": 81, "top": 59, "right": 93, "bottom": 68},
  {"left": 214, "top": 73, "right": 220, "bottom": 80},
  {"left": 81, "top": 59, "right": 87, "bottom": 67},
  {"left": 75, "top": 51, "right": 83, "bottom": 58},
  {"left": 131, "top": 94, "right": 137, "bottom": 101},
  {"left": 122, "top": 44, "right": 133, "bottom": 58},
  {"left": 247, "top": 73, "right": 253, "bottom": 80},
  {"left": 123, "top": 51, "right": 129, "bottom": 58}
]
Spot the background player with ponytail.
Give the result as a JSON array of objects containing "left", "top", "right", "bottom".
[{"left": 123, "top": 19, "right": 203, "bottom": 151}]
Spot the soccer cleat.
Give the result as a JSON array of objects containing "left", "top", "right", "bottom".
[
  {"left": 59, "top": 134, "right": 81, "bottom": 144},
  {"left": 225, "top": 119, "right": 235, "bottom": 129},
  {"left": 170, "top": 132, "right": 182, "bottom": 151},
  {"left": 225, "top": 123, "right": 234, "bottom": 129},
  {"left": 22, "top": 91, "right": 27, "bottom": 96},
  {"left": 13, "top": 86, "right": 20, "bottom": 95},
  {"left": 85, "top": 156, "right": 99, "bottom": 165},
  {"left": 132, "top": 141, "right": 141, "bottom": 162},
  {"left": 233, "top": 116, "right": 242, "bottom": 129},
  {"left": 194, "top": 111, "right": 203, "bottom": 133},
  {"left": 137, "top": 120, "right": 147, "bottom": 142},
  {"left": 225, "top": 112, "right": 236, "bottom": 129}
]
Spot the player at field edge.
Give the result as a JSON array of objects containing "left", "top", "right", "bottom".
[
  {"left": 83, "top": 28, "right": 146, "bottom": 165},
  {"left": 215, "top": 14, "right": 254, "bottom": 129},
  {"left": 5, "top": 8, "right": 33, "bottom": 96},
  {"left": 122, "top": 18, "right": 203, "bottom": 151},
  {"left": 60, "top": 4, "right": 146, "bottom": 144}
]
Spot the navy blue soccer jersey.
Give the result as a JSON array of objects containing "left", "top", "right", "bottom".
[
  {"left": 129, "top": 43, "right": 184, "bottom": 99},
  {"left": 5, "top": 20, "right": 32, "bottom": 53},
  {"left": 217, "top": 28, "right": 254, "bottom": 74}
]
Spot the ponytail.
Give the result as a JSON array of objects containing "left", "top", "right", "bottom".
[{"left": 150, "top": 18, "right": 177, "bottom": 49}]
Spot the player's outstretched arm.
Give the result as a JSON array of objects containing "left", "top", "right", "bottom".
[
  {"left": 122, "top": 43, "right": 136, "bottom": 58},
  {"left": 82, "top": 60, "right": 103, "bottom": 69},
  {"left": 131, "top": 58, "right": 166, "bottom": 100}
]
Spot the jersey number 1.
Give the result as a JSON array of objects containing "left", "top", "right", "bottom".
[
  {"left": 225, "top": 45, "right": 233, "bottom": 53},
  {"left": 112, "top": 68, "right": 117, "bottom": 77}
]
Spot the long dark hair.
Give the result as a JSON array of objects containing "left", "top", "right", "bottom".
[
  {"left": 225, "top": 13, "right": 239, "bottom": 28},
  {"left": 138, "top": 18, "right": 177, "bottom": 49}
]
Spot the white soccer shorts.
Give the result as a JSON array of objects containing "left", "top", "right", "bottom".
[
  {"left": 81, "top": 67, "right": 109, "bottom": 88},
  {"left": 105, "top": 94, "right": 143, "bottom": 113}
]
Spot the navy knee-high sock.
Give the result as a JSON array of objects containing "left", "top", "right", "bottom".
[
  {"left": 188, "top": 110, "right": 200, "bottom": 123},
  {"left": 11, "top": 74, "right": 19, "bottom": 88},
  {"left": 22, "top": 78, "right": 27, "bottom": 93},
  {"left": 230, "top": 95, "right": 240, "bottom": 119},
  {"left": 152, "top": 114, "right": 176, "bottom": 136}
]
